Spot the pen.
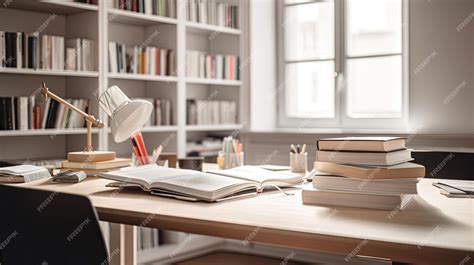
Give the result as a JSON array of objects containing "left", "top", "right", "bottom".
[
  {"left": 301, "top": 144, "right": 306, "bottom": 154},
  {"left": 296, "top": 145, "right": 301, "bottom": 154},
  {"left": 151, "top": 145, "right": 163, "bottom": 164},
  {"left": 290, "top": 144, "right": 297, "bottom": 154}
]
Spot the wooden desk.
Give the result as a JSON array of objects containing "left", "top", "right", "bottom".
[{"left": 20, "top": 176, "right": 473, "bottom": 265}]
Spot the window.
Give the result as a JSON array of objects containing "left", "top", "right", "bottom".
[{"left": 278, "top": 0, "right": 408, "bottom": 129}]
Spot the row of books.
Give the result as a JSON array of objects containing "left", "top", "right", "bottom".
[
  {"left": 0, "top": 31, "right": 94, "bottom": 71},
  {"left": 186, "top": 50, "right": 239, "bottom": 80},
  {"left": 133, "top": 98, "right": 173, "bottom": 126},
  {"left": 112, "top": 0, "right": 176, "bottom": 18},
  {"left": 186, "top": 99, "right": 237, "bottom": 125},
  {"left": 303, "top": 137, "right": 426, "bottom": 210},
  {"left": 0, "top": 96, "right": 89, "bottom": 130},
  {"left": 137, "top": 227, "right": 159, "bottom": 250},
  {"left": 65, "top": 38, "right": 95, "bottom": 71},
  {"left": 108, "top": 42, "right": 176, "bottom": 76},
  {"left": 186, "top": 0, "right": 239, "bottom": 29}
]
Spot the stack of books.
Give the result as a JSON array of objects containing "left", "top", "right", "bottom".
[
  {"left": 61, "top": 157, "right": 132, "bottom": 176},
  {"left": 108, "top": 41, "right": 175, "bottom": 76},
  {"left": 303, "top": 137, "right": 426, "bottom": 210},
  {"left": 112, "top": 0, "right": 176, "bottom": 18},
  {"left": 186, "top": 50, "right": 239, "bottom": 81},
  {"left": 186, "top": 99, "right": 236, "bottom": 125},
  {"left": 186, "top": 0, "right": 238, "bottom": 29}
]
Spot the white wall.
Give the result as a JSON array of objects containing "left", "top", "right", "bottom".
[
  {"left": 409, "top": 0, "right": 474, "bottom": 134},
  {"left": 248, "top": 0, "right": 474, "bottom": 135},
  {"left": 249, "top": 0, "right": 277, "bottom": 131}
]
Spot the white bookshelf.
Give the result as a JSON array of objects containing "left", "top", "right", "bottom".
[{"left": 0, "top": 1, "right": 248, "bottom": 261}]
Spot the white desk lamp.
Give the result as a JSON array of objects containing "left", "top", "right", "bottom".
[
  {"left": 41, "top": 83, "right": 152, "bottom": 163},
  {"left": 99, "top": 85, "right": 153, "bottom": 143}
]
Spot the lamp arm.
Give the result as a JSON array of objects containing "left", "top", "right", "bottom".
[{"left": 41, "top": 82, "right": 104, "bottom": 128}]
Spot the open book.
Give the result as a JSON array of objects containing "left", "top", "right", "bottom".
[{"left": 99, "top": 165, "right": 303, "bottom": 202}]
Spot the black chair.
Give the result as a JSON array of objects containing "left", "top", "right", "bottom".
[
  {"left": 0, "top": 185, "right": 109, "bottom": 265},
  {"left": 412, "top": 151, "right": 474, "bottom": 181}
]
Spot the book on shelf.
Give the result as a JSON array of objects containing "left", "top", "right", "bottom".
[
  {"left": 186, "top": 0, "right": 238, "bottom": 29},
  {"left": 0, "top": 164, "right": 51, "bottom": 183},
  {"left": 314, "top": 161, "right": 426, "bottom": 180},
  {"left": 138, "top": 227, "right": 159, "bottom": 251},
  {"left": 41, "top": 35, "right": 65, "bottom": 71},
  {"left": 186, "top": 50, "right": 239, "bottom": 80},
  {"left": 66, "top": 38, "right": 95, "bottom": 71},
  {"left": 99, "top": 164, "right": 302, "bottom": 202},
  {"left": 186, "top": 99, "right": 236, "bottom": 125},
  {"left": 130, "top": 97, "right": 172, "bottom": 126},
  {"left": 74, "top": 0, "right": 98, "bottom": 5},
  {"left": 108, "top": 41, "right": 175, "bottom": 76},
  {"left": 303, "top": 136, "right": 424, "bottom": 210},
  {"left": 0, "top": 96, "right": 41, "bottom": 131},
  {"left": 1, "top": 31, "right": 40, "bottom": 69},
  {"left": 112, "top": 0, "right": 176, "bottom": 18}
]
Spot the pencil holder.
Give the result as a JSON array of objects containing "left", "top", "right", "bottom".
[
  {"left": 218, "top": 151, "right": 244, "bottom": 169},
  {"left": 290, "top": 152, "right": 307, "bottom": 173}
]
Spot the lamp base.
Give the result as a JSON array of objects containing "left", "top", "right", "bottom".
[{"left": 67, "top": 151, "right": 116, "bottom": 163}]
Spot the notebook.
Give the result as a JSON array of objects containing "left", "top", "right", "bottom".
[
  {"left": 433, "top": 180, "right": 474, "bottom": 198},
  {"left": 99, "top": 164, "right": 303, "bottom": 202},
  {"left": 0, "top": 164, "right": 51, "bottom": 183}
]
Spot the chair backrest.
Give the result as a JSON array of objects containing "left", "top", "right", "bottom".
[
  {"left": 412, "top": 151, "right": 474, "bottom": 180},
  {"left": 0, "top": 185, "right": 109, "bottom": 265}
]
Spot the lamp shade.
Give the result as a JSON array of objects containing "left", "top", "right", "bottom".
[{"left": 99, "top": 85, "right": 153, "bottom": 143}]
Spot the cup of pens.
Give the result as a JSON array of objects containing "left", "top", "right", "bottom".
[
  {"left": 290, "top": 144, "right": 307, "bottom": 173},
  {"left": 217, "top": 136, "right": 244, "bottom": 169}
]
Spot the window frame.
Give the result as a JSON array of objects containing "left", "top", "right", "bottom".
[{"left": 276, "top": 0, "right": 409, "bottom": 130}]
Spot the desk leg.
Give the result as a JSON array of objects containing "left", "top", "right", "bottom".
[{"left": 109, "top": 223, "right": 137, "bottom": 265}]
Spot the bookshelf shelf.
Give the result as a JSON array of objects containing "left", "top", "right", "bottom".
[
  {"left": 106, "top": 126, "right": 177, "bottom": 134},
  {"left": 0, "top": 68, "right": 99, "bottom": 78},
  {"left": 108, "top": 73, "right": 178, "bottom": 82},
  {"left": 186, "top": 21, "right": 241, "bottom": 35},
  {"left": 39, "top": 0, "right": 99, "bottom": 12},
  {"left": 186, "top": 124, "right": 242, "bottom": 132},
  {"left": 108, "top": 8, "right": 178, "bottom": 26},
  {"left": 7, "top": 0, "right": 98, "bottom": 14},
  {"left": 0, "top": 128, "right": 99, "bottom": 137},
  {"left": 186, "top": 78, "right": 241, "bottom": 86}
]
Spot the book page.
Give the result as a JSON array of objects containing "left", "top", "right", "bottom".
[{"left": 207, "top": 166, "right": 302, "bottom": 185}]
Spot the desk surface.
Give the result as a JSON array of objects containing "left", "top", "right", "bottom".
[{"left": 19, "top": 172, "right": 473, "bottom": 264}]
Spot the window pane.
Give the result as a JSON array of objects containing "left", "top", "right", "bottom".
[
  {"left": 284, "top": 2, "right": 334, "bottom": 61},
  {"left": 347, "top": 56, "right": 402, "bottom": 118},
  {"left": 285, "top": 61, "right": 335, "bottom": 118},
  {"left": 347, "top": 0, "right": 402, "bottom": 57}
]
